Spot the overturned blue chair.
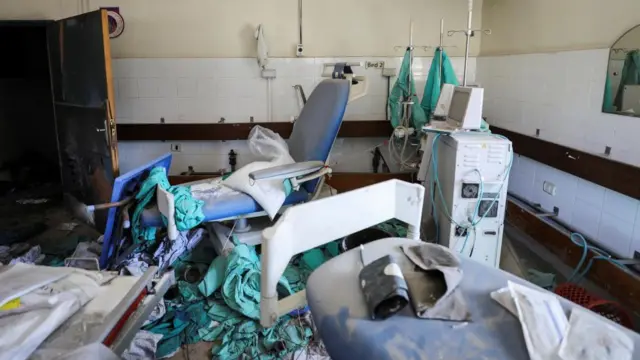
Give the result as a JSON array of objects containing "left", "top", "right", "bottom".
[{"left": 134, "top": 79, "right": 350, "bottom": 255}]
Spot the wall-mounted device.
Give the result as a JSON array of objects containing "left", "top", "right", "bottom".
[
  {"left": 434, "top": 132, "right": 511, "bottom": 268},
  {"left": 321, "top": 62, "right": 368, "bottom": 103}
]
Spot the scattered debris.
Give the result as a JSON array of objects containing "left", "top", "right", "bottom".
[
  {"left": 57, "top": 223, "right": 79, "bottom": 231},
  {"left": 15, "top": 198, "right": 49, "bottom": 205},
  {"left": 9, "top": 245, "right": 44, "bottom": 265}
]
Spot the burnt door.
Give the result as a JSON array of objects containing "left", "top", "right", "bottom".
[{"left": 48, "top": 10, "right": 119, "bottom": 230}]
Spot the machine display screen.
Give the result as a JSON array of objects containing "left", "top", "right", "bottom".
[{"left": 448, "top": 91, "right": 470, "bottom": 124}]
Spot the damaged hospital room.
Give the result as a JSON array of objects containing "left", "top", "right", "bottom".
[{"left": 4, "top": 0, "right": 640, "bottom": 359}]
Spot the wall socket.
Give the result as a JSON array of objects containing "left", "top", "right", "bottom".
[
  {"left": 543, "top": 181, "right": 556, "bottom": 196},
  {"left": 170, "top": 143, "right": 182, "bottom": 152}
]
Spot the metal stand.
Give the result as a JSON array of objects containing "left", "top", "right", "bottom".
[
  {"left": 436, "top": 18, "right": 457, "bottom": 89},
  {"left": 393, "top": 20, "right": 432, "bottom": 125},
  {"left": 447, "top": 0, "right": 491, "bottom": 86}
]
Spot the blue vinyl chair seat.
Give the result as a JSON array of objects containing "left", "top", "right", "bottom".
[{"left": 141, "top": 188, "right": 309, "bottom": 227}]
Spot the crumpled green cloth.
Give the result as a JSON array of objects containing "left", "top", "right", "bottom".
[
  {"left": 223, "top": 244, "right": 293, "bottom": 319},
  {"left": 527, "top": 269, "right": 556, "bottom": 290},
  {"left": 198, "top": 255, "right": 227, "bottom": 297},
  {"left": 206, "top": 302, "right": 313, "bottom": 360},
  {"left": 131, "top": 167, "right": 205, "bottom": 243},
  {"left": 144, "top": 300, "right": 213, "bottom": 358},
  {"left": 146, "top": 240, "right": 340, "bottom": 359},
  {"left": 377, "top": 219, "right": 408, "bottom": 238},
  {"left": 178, "top": 281, "right": 201, "bottom": 303},
  {"left": 388, "top": 49, "right": 428, "bottom": 129}
]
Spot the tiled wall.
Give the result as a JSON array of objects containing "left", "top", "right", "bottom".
[
  {"left": 114, "top": 56, "right": 477, "bottom": 175},
  {"left": 477, "top": 49, "right": 640, "bottom": 258}
]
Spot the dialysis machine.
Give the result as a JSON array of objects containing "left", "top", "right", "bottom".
[
  {"left": 433, "top": 132, "right": 511, "bottom": 268},
  {"left": 423, "top": 86, "right": 512, "bottom": 268}
]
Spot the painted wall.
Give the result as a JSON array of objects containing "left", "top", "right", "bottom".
[
  {"left": 1, "top": 0, "right": 483, "bottom": 58},
  {"left": 479, "top": 1, "right": 640, "bottom": 258},
  {"left": 481, "top": 0, "right": 640, "bottom": 56}
]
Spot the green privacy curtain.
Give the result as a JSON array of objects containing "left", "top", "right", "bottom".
[
  {"left": 388, "top": 50, "right": 428, "bottom": 129},
  {"left": 614, "top": 50, "right": 640, "bottom": 111},
  {"left": 421, "top": 48, "right": 459, "bottom": 116}
]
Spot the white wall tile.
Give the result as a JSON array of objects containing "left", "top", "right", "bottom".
[
  {"left": 177, "top": 78, "right": 198, "bottom": 98},
  {"left": 575, "top": 179, "right": 605, "bottom": 208},
  {"left": 602, "top": 190, "right": 639, "bottom": 224},
  {"left": 216, "top": 78, "right": 266, "bottom": 99},
  {"left": 197, "top": 78, "right": 217, "bottom": 98},
  {"left": 570, "top": 199, "right": 602, "bottom": 240},
  {"left": 118, "top": 78, "right": 138, "bottom": 99},
  {"left": 598, "top": 212, "right": 634, "bottom": 258},
  {"left": 214, "top": 59, "right": 261, "bottom": 79},
  {"left": 631, "top": 210, "right": 640, "bottom": 258},
  {"left": 138, "top": 78, "right": 177, "bottom": 98}
]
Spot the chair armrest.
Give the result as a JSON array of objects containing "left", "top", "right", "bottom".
[
  {"left": 249, "top": 161, "right": 326, "bottom": 182},
  {"left": 260, "top": 180, "right": 425, "bottom": 327}
]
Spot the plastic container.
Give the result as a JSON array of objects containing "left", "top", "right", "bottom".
[{"left": 554, "top": 283, "right": 633, "bottom": 329}]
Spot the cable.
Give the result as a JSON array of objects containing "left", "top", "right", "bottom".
[
  {"left": 457, "top": 169, "right": 484, "bottom": 254},
  {"left": 567, "top": 232, "right": 629, "bottom": 283}
]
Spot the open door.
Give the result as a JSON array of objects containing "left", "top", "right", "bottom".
[{"left": 48, "top": 9, "right": 119, "bottom": 230}]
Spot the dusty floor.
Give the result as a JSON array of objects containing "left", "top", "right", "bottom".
[
  {"left": 167, "top": 342, "right": 214, "bottom": 360},
  {"left": 0, "top": 185, "right": 102, "bottom": 264}
]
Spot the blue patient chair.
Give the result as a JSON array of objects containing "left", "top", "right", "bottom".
[{"left": 134, "top": 79, "right": 350, "bottom": 254}]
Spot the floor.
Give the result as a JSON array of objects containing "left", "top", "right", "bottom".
[
  {"left": 0, "top": 184, "right": 102, "bottom": 265},
  {"left": 167, "top": 342, "right": 214, "bottom": 360}
]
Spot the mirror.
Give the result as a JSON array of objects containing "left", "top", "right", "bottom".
[{"left": 603, "top": 25, "right": 640, "bottom": 117}]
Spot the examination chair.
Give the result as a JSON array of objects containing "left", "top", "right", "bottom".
[
  {"left": 259, "top": 180, "right": 640, "bottom": 360},
  {"left": 140, "top": 79, "right": 350, "bottom": 255}
]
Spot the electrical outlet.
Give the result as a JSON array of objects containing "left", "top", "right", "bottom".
[
  {"left": 170, "top": 143, "right": 182, "bottom": 152},
  {"left": 543, "top": 181, "right": 556, "bottom": 196},
  {"left": 365, "top": 61, "right": 385, "bottom": 69},
  {"left": 296, "top": 44, "right": 304, "bottom": 57}
]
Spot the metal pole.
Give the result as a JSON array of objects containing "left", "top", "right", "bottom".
[
  {"left": 406, "top": 20, "right": 415, "bottom": 124},
  {"left": 463, "top": 0, "right": 473, "bottom": 86},
  {"left": 409, "top": 19, "right": 414, "bottom": 84},
  {"left": 439, "top": 18, "right": 444, "bottom": 88},
  {"left": 298, "top": 0, "right": 303, "bottom": 45}
]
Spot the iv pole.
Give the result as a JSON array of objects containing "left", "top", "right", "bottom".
[
  {"left": 393, "top": 20, "right": 433, "bottom": 124},
  {"left": 447, "top": 0, "right": 491, "bottom": 86}
]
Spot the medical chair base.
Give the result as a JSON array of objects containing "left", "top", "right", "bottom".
[
  {"left": 259, "top": 180, "right": 425, "bottom": 327},
  {"left": 205, "top": 217, "right": 273, "bottom": 256}
]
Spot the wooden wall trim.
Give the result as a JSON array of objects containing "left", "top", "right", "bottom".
[
  {"left": 169, "top": 172, "right": 413, "bottom": 189},
  {"left": 492, "top": 126, "right": 640, "bottom": 201},
  {"left": 506, "top": 200, "right": 640, "bottom": 313},
  {"left": 325, "top": 172, "right": 413, "bottom": 193},
  {"left": 117, "top": 120, "right": 392, "bottom": 141}
]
